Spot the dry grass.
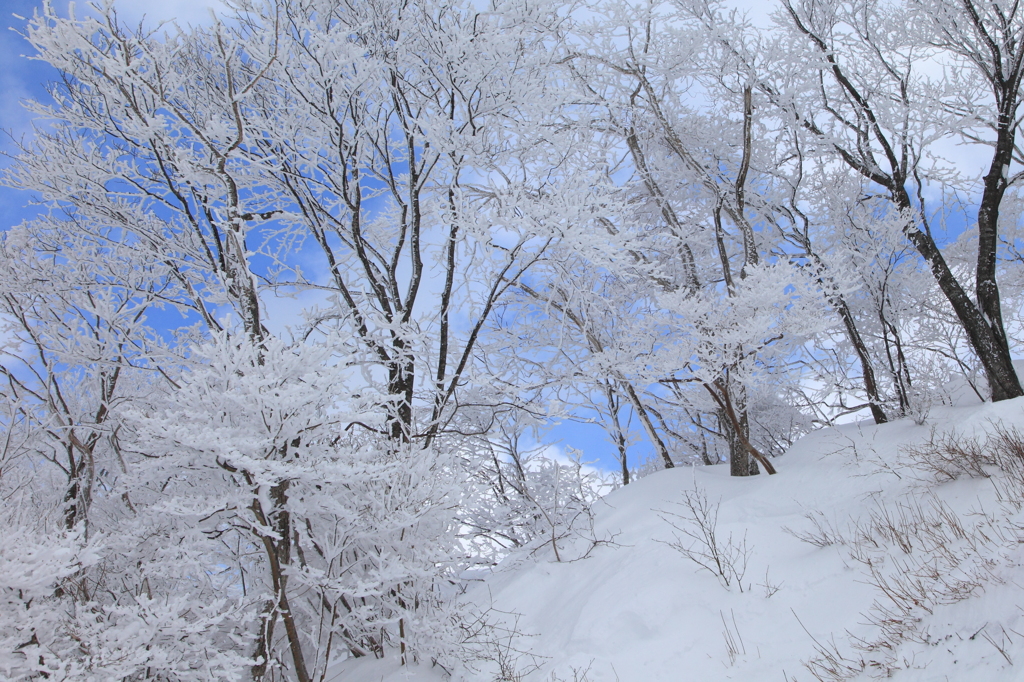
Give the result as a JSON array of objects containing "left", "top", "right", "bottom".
[
  {"left": 799, "top": 420, "right": 1024, "bottom": 681},
  {"left": 902, "top": 428, "right": 994, "bottom": 481},
  {"left": 784, "top": 511, "right": 845, "bottom": 548}
]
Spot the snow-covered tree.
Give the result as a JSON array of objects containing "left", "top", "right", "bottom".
[{"left": 1, "top": 0, "right": 586, "bottom": 676}]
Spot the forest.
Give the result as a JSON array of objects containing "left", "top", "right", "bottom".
[{"left": 3, "top": 0, "right": 1024, "bottom": 679}]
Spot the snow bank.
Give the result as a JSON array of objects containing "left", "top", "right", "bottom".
[{"left": 332, "top": 397, "right": 1024, "bottom": 681}]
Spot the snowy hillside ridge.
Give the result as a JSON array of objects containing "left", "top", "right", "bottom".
[{"left": 335, "top": 397, "right": 1024, "bottom": 681}]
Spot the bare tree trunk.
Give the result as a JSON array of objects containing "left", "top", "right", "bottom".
[
  {"left": 837, "top": 296, "right": 889, "bottom": 424},
  {"left": 251, "top": 599, "right": 277, "bottom": 682},
  {"left": 704, "top": 380, "right": 777, "bottom": 475},
  {"left": 602, "top": 382, "right": 631, "bottom": 485},
  {"left": 694, "top": 412, "right": 716, "bottom": 466},
  {"left": 721, "top": 407, "right": 758, "bottom": 477},
  {"left": 248, "top": 479, "right": 312, "bottom": 682},
  {"left": 802, "top": 247, "right": 890, "bottom": 424},
  {"left": 898, "top": 198, "right": 1021, "bottom": 401},
  {"left": 976, "top": 103, "right": 1020, "bottom": 400},
  {"left": 619, "top": 381, "right": 675, "bottom": 469}
]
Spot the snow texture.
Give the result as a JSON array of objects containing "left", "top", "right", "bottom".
[{"left": 332, "top": 397, "right": 1024, "bottom": 681}]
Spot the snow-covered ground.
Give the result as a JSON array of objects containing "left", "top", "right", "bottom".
[{"left": 334, "top": 397, "right": 1024, "bottom": 681}]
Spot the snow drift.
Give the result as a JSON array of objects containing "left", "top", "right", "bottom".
[{"left": 335, "top": 397, "right": 1024, "bottom": 681}]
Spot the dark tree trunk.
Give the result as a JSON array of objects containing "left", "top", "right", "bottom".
[
  {"left": 603, "top": 383, "right": 631, "bottom": 485},
  {"left": 704, "top": 380, "right": 776, "bottom": 476},
  {"left": 976, "top": 102, "right": 1021, "bottom": 401},
  {"left": 784, "top": 0, "right": 1024, "bottom": 404},
  {"left": 620, "top": 381, "right": 674, "bottom": 469},
  {"left": 387, "top": 352, "right": 415, "bottom": 445},
  {"left": 250, "top": 478, "right": 311, "bottom": 682},
  {"left": 722, "top": 407, "right": 759, "bottom": 477},
  {"left": 809, "top": 252, "right": 889, "bottom": 424},
  {"left": 895, "top": 187, "right": 1022, "bottom": 402}
]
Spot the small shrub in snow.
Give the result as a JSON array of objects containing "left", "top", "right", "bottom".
[
  {"left": 457, "top": 607, "right": 545, "bottom": 682},
  {"left": 783, "top": 511, "right": 846, "bottom": 548},
  {"left": 979, "top": 624, "right": 1014, "bottom": 666},
  {"left": 659, "top": 488, "right": 750, "bottom": 592},
  {"left": 989, "top": 424, "right": 1024, "bottom": 509},
  {"left": 902, "top": 423, "right": 1024, "bottom": 510},
  {"left": 906, "top": 389, "right": 933, "bottom": 426},
  {"left": 901, "top": 428, "right": 994, "bottom": 481}
]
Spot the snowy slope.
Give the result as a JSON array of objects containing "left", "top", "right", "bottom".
[{"left": 333, "top": 398, "right": 1024, "bottom": 682}]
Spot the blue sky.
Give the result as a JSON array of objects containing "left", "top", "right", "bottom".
[
  {"left": 1, "top": 0, "right": 61, "bottom": 228},
  {"left": 1, "top": 0, "right": 229, "bottom": 225}
]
